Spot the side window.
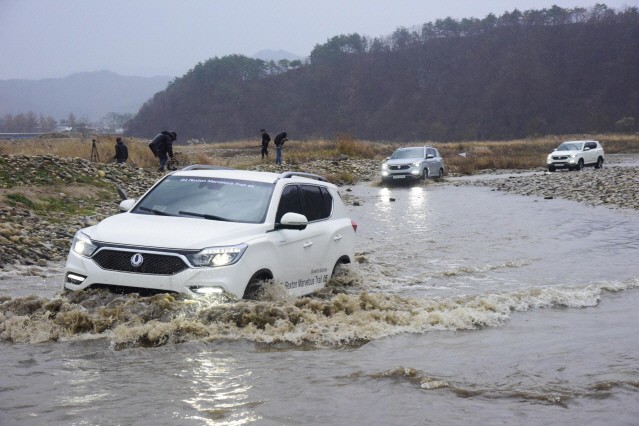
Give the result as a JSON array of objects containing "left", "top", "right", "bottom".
[
  {"left": 300, "top": 185, "right": 333, "bottom": 221},
  {"left": 427, "top": 148, "right": 436, "bottom": 157},
  {"left": 275, "top": 185, "right": 302, "bottom": 223},
  {"left": 586, "top": 142, "right": 597, "bottom": 150}
]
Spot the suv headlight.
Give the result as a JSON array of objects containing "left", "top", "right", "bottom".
[
  {"left": 71, "top": 231, "right": 98, "bottom": 257},
  {"left": 411, "top": 162, "right": 421, "bottom": 167},
  {"left": 187, "top": 243, "right": 248, "bottom": 267},
  {"left": 381, "top": 163, "right": 389, "bottom": 170}
]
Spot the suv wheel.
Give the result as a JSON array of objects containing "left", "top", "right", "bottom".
[
  {"left": 576, "top": 159, "right": 584, "bottom": 171},
  {"left": 422, "top": 168, "right": 429, "bottom": 180},
  {"left": 243, "top": 273, "right": 272, "bottom": 300},
  {"left": 548, "top": 165, "right": 556, "bottom": 172},
  {"left": 437, "top": 168, "right": 444, "bottom": 179},
  {"left": 595, "top": 157, "right": 604, "bottom": 169}
]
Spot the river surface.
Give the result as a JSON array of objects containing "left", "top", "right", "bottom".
[{"left": 1, "top": 177, "right": 639, "bottom": 425}]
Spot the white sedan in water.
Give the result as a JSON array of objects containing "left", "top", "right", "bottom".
[{"left": 63, "top": 166, "right": 357, "bottom": 300}]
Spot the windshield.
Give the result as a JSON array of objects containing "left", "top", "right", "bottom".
[
  {"left": 133, "top": 176, "right": 274, "bottom": 223},
  {"left": 557, "top": 142, "right": 584, "bottom": 151},
  {"left": 391, "top": 148, "right": 425, "bottom": 159}
]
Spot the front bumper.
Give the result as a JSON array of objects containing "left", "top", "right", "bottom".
[
  {"left": 381, "top": 167, "right": 423, "bottom": 181},
  {"left": 63, "top": 248, "right": 252, "bottom": 299},
  {"left": 547, "top": 156, "right": 578, "bottom": 168}
]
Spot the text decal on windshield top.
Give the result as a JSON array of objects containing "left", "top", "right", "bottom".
[{"left": 179, "top": 177, "right": 256, "bottom": 188}]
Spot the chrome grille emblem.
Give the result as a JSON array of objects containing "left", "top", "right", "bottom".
[{"left": 130, "top": 253, "right": 144, "bottom": 267}]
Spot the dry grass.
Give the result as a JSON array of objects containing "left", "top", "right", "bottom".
[
  {"left": 0, "top": 135, "right": 159, "bottom": 168},
  {"left": 1, "top": 133, "right": 636, "bottom": 175}
]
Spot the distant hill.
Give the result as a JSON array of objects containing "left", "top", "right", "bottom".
[
  {"left": 0, "top": 70, "right": 172, "bottom": 121},
  {"left": 126, "top": 5, "right": 639, "bottom": 142}
]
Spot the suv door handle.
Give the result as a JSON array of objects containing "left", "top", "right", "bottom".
[{"left": 303, "top": 241, "right": 313, "bottom": 248}]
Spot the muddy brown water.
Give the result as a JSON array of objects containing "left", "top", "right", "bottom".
[{"left": 1, "top": 171, "right": 639, "bottom": 425}]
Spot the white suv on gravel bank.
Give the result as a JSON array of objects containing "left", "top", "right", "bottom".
[
  {"left": 64, "top": 166, "right": 357, "bottom": 300},
  {"left": 547, "top": 140, "right": 605, "bottom": 172}
]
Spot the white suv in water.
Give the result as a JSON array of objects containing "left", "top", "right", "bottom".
[
  {"left": 547, "top": 140, "right": 605, "bottom": 172},
  {"left": 381, "top": 146, "right": 445, "bottom": 182},
  {"left": 64, "top": 167, "right": 357, "bottom": 299}
]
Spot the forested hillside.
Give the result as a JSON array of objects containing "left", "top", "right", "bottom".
[{"left": 126, "top": 4, "right": 639, "bottom": 142}]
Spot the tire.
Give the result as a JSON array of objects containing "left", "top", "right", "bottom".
[
  {"left": 422, "top": 168, "right": 428, "bottom": 180},
  {"left": 437, "top": 168, "right": 444, "bottom": 179},
  {"left": 548, "top": 165, "right": 556, "bottom": 172},
  {"left": 243, "top": 272, "right": 271, "bottom": 300},
  {"left": 331, "top": 259, "right": 349, "bottom": 279},
  {"left": 576, "top": 159, "right": 584, "bottom": 171},
  {"left": 595, "top": 157, "right": 604, "bottom": 169}
]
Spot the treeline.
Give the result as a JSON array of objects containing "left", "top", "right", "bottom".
[
  {"left": 126, "top": 4, "right": 639, "bottom": 142},
  {"left": 0, "top": 112, "right": 135, "bottom": 134},
  {"left": 0, "top": 112, "right": 57, "bottom": 133}
]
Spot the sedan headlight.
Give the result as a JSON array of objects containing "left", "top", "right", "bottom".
[
  {"left": 187, "top": 243, "right": 247, "bottom": 267},
  {"left": 71, "top": 231, "right": 98, "bottom": 257}
]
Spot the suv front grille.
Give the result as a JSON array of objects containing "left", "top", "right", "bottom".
[
  {"left": 389, "top": 165, "right": 410, "bottom": 170},
  {"left": 92, "top": 249, "right": 189, "bottom": 275}
]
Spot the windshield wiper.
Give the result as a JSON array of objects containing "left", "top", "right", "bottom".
[
  {"left": 138, "top": 206, "right": 173, "bottom": 216},
  {"left": 179, "top": 210, "right": 231, "bottom": 221}
]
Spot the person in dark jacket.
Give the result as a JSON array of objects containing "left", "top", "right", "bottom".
[
  {"left": 273, "top": 131, "right": 288, "bottom": 165},
  {"left": 260, "top": 129, "right": 271, "bottom": 159},
  {"left": 113, "top": 137, "right": 128, "bottom": 163},
  {"left": 149, "top": 131, "right": 176, "bottom": 171}
]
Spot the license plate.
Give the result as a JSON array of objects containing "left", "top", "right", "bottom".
[{"left": 393, "top": 175, "right": 405, "bottom": 179}]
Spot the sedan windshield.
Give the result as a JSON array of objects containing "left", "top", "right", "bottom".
[
  {"left": 133, "top": 176, "right": 274, "bottom": 223},
  {"left": 557, "top": 142, "right": 584, "bottom": 151},
  {"left": 391, "top": 148, "right": 425, "bottom": 159}
]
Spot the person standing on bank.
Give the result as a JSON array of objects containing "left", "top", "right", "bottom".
[
  {"left": 149, "top": 131, "right": 176, "bottom": 172},
  {"left": 274, "top": 131, "right": 288, "bottom": 165},
  {"left": 260, "top": 129, "right": 271, "bottom": 159},
  {"left": 113, "top": 137, "right": 128, "bottom": 164}
]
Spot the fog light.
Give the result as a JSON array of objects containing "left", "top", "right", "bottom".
[
  {"left": 190, "top": 286, "right": 224, "bottom": 295},
  {"left": 66, "top": 273, "right": 86, "bottom": 285}
]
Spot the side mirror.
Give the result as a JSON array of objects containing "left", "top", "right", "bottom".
[
  {"left": 119, "top": 199, "right": 136, "bottom": 212},
  {"left": 276, "top": 212, "right": 308, "bottom": 230},
  {"left": 426, "top": 154, "right": 434, "bottom": 159},
  {"left": 385, "top": 156, "right": 391, "bottom": 161},
  {"left": 584, "top": 147, "right": 590, "bottom": 151}
]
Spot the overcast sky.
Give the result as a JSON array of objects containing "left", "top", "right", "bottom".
[{"left": 1, "top": 0, "right": 637, "bottom": 80}]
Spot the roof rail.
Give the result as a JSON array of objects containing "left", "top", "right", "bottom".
[
  {"left": 278, "top": 171, "right": 327, "bottom": 182},
  {"left": 180, "top": 165, "right": 233, "bottom": 171}
]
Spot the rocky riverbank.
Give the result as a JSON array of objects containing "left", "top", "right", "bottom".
[
  {"left": 0, "top": 153, "right": 637, "bottom": 272},
  {"left": 453, "top": 165, "right": 639, "bottom": 211}
]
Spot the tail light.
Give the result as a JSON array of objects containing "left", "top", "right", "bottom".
[{"left": 351, "top": 220, "right": 358, "bottom": 232}]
